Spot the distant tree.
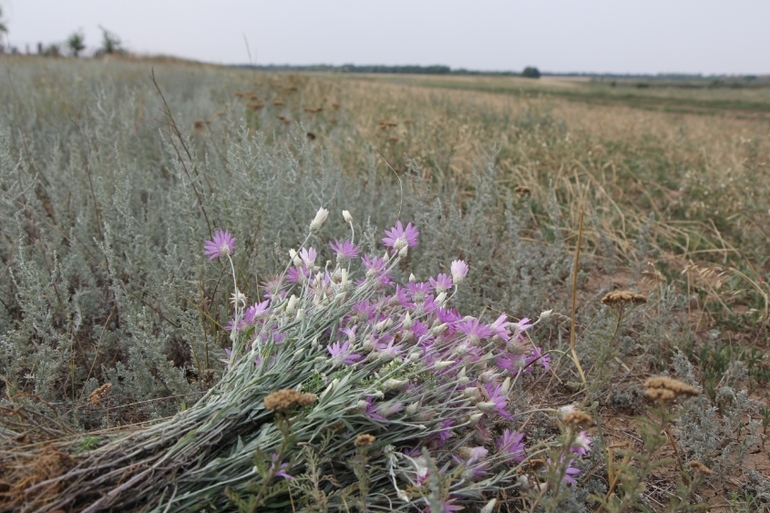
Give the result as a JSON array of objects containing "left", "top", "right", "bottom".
[
  {"left": 67, "top": 31, "right": 85, "bottom": 57},
  {"left": 97, "top": 25, "right": 123, "bottom": 55},
  {"left": 0, "top": 7, "right": 8, "bottom": 49},
  {"left": 521, "top": 67, "right": 541, "bottom": 79}
]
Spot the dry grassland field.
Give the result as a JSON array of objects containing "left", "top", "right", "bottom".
[{"left": 0, "top": 56, "right": 769, "bottom": 512}]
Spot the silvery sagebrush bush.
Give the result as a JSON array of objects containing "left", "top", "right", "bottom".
[{"left": 12, "top": 210, "right": 593, "bottom": 512}]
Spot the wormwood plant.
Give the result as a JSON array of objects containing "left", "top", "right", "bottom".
[{"left": 6, "top": 210, "right": 592, "bottom": 511}]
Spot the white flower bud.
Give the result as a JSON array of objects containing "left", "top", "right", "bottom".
[
  {"left": 480, "top": 499, "right": 497, "bottom": 513},
  {"left": 469, "top": 412, "right": 484, "bottom": 425},
  {"left": 319, "top": 378, "right": 338, "bottom": 401},
  {"left": 433, "top": 360, "right": 455, "bottom": 370},
  {"left": 286, "top": 294, "right": 298, "bottom": 314},
  {"left": 342, "top": 210, "right": 353, "bottom": 223},
  {"left": 477, "top": 401, "right": 498, "bottom": 413},
  {"left": 501, "top": 377, "right": 512, "bottom": 395},
  {"left": 463, "top": 387, "right": 481, "bottom": 401},
  {"left": 431, "top": 323, "right": 448, "bottom": 336},
  {"left": 402, "top": 312, "right": 413, "bottom": 329},
  {"left": 383, "top": 378, "right": 407, "bottom": 391},
  {"left": 408, "top": 351, "right": 421, "bottom": 362},
  {"left": 295, "top": 308, "right": 305, "bottom": 321},
  {"left": 409, "top": 273, "right": 416, "bottom": 282},
  {"left": 398, "top": 246, "right": 408, "bottom": 258},
  {"left": 435, "top": 292, "right": 447, "bottom": 306},
  {"left": 356, "top": 399, "right": 369, "bottom": 411},
  {"left": 539, "top": 309, "right": 553, "bottom": 320},
  {"left": 406, "top": 402, "right": 420, "bottom": 416},
  {"left": 310, "top": 207, "right": 329, "bottom": 232}
]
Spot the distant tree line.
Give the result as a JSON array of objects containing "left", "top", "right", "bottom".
[
  {"left": 0, "top": 15, "right": 124, "bottom": 57},
  {"left": 235, "top": 63, "right": 542, "bottom": 78}
]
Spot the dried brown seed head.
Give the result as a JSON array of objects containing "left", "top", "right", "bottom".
[
  {"left": 688, "top": 460, "right": 713, "bottom": 475},
  {"left": 88, "top": 383, "right": 112, "bottom": 406},
  {"left": 272, "top": 100, "right": 285, "bottom": 106},
  {"left": 514, "top": 185, "right": 531, "bottom": 196},
  {"left": 354, "top": 433, "right": 376, "bottom": 447},
  {"left": 643, "top": 376, "right": 700, "bottom": 404},
  {"left": 562, "top": 409, "right": 593, "bottom": 429},
  {"left": 264, "top": 389, "right": 317, "bottom": 411}
]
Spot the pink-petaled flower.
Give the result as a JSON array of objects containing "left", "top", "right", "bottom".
[
  {"left": 450, "top": 260, "right": 468, "bottom": 284},
  {"left": 330, "top": 239, "right": 360, "bottom": 261},
  {"left": 407, "top": 281, "right": 432, "bottom": 303},
  {"left": 484, "top": 381, "right": 513, "bottom": 420},
  {"left": 436, "top": 419, "right": 455, "bottom": 444},
  {"left": 299, "top": 247, "right": 317, "bottom": 267},
  {"left": 327, "top": 340, "right": 362, "bottom": 367},
  {"left": 360, "top": 254, "right": 393, "bottom": 286},
  {"left": 497, "top": 429, "right": 526, "bottom": 462},
  {"left": 496, "top": 352, "right": 527, "bottom": 375},
  {"left": 382, "top": 221, "right": 419, "bottom": 252},
  {"left": 243, "top": 300, "right": 270, "bottom": 326},
  {"left": 512, "top": 317, "right": 533, "bottom": 340},
  {"left": 525, "top": 347, "right": 550, "bottom": 371},
  {"left": 488, "top": 314, "right": 511, "bottom": 341},
  {"left": 546, "top": 457, "right": 581, "bottom": 485},
  {"left": 429, "top": 273, "right": 453, "bottom": 294},
  {"left": 203, "top": 230, "right": 235, "bottom": 261},
  {"left": 363, "top": 396, "right": 385, "bottom": 421},
  {"left": 570, "top": 431, "right": 591, "bottom": 456},
  {"left": 269, "top": 453, "right": 295, "bottom": 481},
  {"left": 457, "top": 317, "right": 493, "bottom": 344}
]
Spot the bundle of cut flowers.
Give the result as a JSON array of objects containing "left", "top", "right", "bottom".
[{"left": 13, "top": 209, "right": 590, "bottom": 512}]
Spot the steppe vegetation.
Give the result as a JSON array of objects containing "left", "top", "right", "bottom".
[{"left": 0, "top": 55, "right": 769, "bottom": 512}]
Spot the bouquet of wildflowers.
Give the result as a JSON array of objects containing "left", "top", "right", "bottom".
[{"left": 18, "top": 209, "right": 590, "bottom": 512}]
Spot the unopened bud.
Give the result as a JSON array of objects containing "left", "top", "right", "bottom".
[
  {"left": 433, "top": 360, "right": 455, "bottom": 370},
  {"left": 409, "top": 273, "right": 416, "bottom": 282},
  {"left": 539, "top": 309, "right": 553, "bottom": 320},
  {"left": 383, "top": 378, "right": 407, "bottom": 391},
  {"left": 342, "top": 210, "right": 353, "bottom": 223},
  {"left": 501, "top": 377, "right": 512, "bottom": 395},
  {"left": 469, "top": 412, "right": 484, "bottom": 425},
  {"left": 402, "top": 312, "right": 413, "bottom": 329},
  {"left": 406, "top": 402, "right": 420, "bottom": 416},
  {"left": 477, "top": 401, "right": 497, "bottom": 413},
  {"left": 286, "top": 294, "right": 298, "bottom": 314},
  {"left": 310, "top": 207, "right": 329, "bottom": 232},
  {"left": 431, "top": 323, "right": 448, "bottom": 336}
]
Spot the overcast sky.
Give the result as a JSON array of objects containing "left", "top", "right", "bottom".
[{"left": 2, "top": 0, "right": 768, "bottom": 75}]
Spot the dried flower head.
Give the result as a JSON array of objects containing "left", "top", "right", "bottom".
[
  {"left": 264, "top": 389, "right": 317, "bottom": 411},
  {"left": 306, "top": 131, "right": 316, "bottom": 140},
  {"left": 561, "top": 409, "right": 593, "bottom": 429},
  {"left": 601, "top": 290, "right": 647, "bottom": 306},
  {"left": 354, "top": 433, "right": 376, "bottom": 447},
  {"left": 643, "top": 376, "right": 700, "bottom": 404},
  {"left": 688, "top": 460, "right": 713, "bottom": 475},
  {"left": 514, "top": 185, "right": 531, "bottom": 196},
  {"left": 89, "top": 383, "right": 112, "bottom": 406}
]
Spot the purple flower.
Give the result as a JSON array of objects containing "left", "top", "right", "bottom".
[
  {"left": 327, "top": 340, "right": 362, "bottom": 366},
  {"left": 363, "top": 396, "right": 385, "bottom": 421},
  {"left": 407, "top": 281, "right": 432, "bottom": 303},
  {"left": 525, "top": 347, "right": 550, "bottom": 371},
  {"left": 512, "top": 317, "right": 533, "bottom": 340},
  {"left": 269, "top": 453, "right": 295, "bottom": 481},
  {"left": 299, "top": 247, "right": 317, "bottom": 267},
  {"left": 496, "top": 352, "right": 527, "bottom": 375},
  {"left": 361, "top": 254, "right": 393, "bottom": 286},
  {"left": 547, "top": 457, "right": 581, "bottom": 485},
  {"left": 484, "top": 381, "right": 513, "bottom": 420},
  {"left": 436, "top": 419, "right": 455, "bottom": 444},
  {"left": 243, "top": 300, "right": 270, "bottom": 326},
  {"left": 488, "top": 314, "right": 511, "bottom": 341},
  {"left": 330, "top": 239, "right": 360, "bottom": 261},
  {"left": 450, "top": 260, "right": 468, "bottom": 284},
  {"left": 429, "top": 273, "right": 453, "bottom": 294},
  {"left": 457, "top": 317, "right": 493, "bottom": 343},
  {"left": 570, "top": 431, "right": 591, "bottom": 456},
  {"left": 203, "top": 229, "right": 235, "bottom": 261},
  {"left": 382, "top": 221, "right": 419, "bottom": 252},
  {"left": 497, "top": 429, "right": 526, "bottom": 462}
]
